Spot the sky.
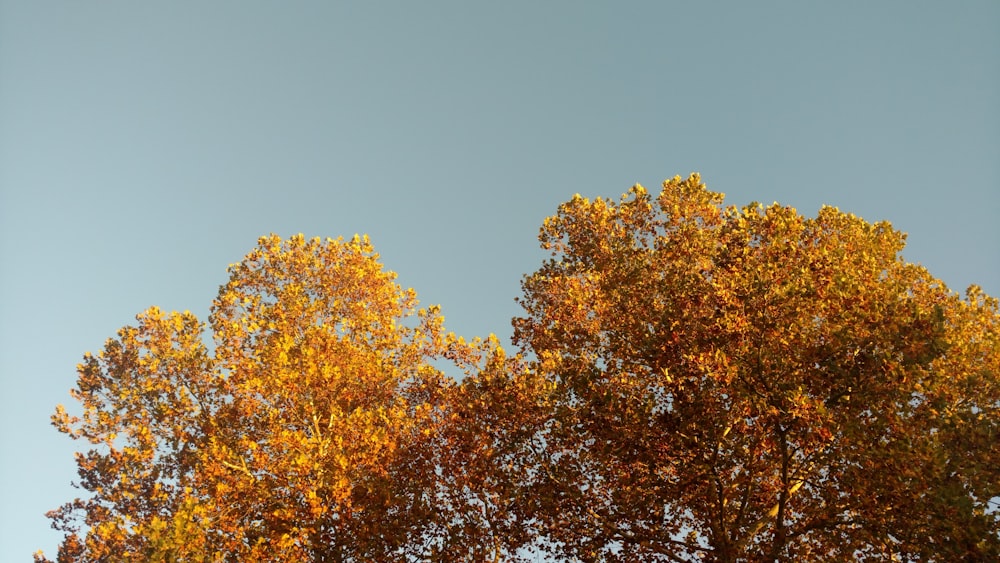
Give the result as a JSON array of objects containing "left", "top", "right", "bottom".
[{"left": 1, "top": 1, "right": 997, "bottom": 560}]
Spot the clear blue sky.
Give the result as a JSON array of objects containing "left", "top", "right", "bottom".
[{"left": 1, "top": 1, "right": 997, "bottom": 559}]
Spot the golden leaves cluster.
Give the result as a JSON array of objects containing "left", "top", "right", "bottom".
[
  {"left": 41, "top": 177, "right": 1000, "bottom": 562},
  {"left": 41, "top": 234, "right": 528, "bottom": 562}
]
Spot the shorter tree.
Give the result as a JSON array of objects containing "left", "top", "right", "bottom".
[{"left": 39, "top": 234, "right": 468, "bottom": 562}]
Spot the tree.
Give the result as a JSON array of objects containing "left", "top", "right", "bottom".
[
  {"left": 42, "top": 177, "right": 1000, "bottom": 562},
  {"left": 511, "top": 174, "right": 1000, "bottom": 561},
  {"left": 39, "top": 234, "right": 477, "bottom": 562}
]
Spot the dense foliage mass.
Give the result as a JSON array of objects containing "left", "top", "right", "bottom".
[{"left": 40, "top": 175, "right": 1000, "bottom": 562}]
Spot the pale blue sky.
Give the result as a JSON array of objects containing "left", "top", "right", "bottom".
[{"left": 1, "top": 1, "right": 997, "bottom": 559}]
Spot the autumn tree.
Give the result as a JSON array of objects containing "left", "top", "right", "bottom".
[
  {"left": 512, "top": 174, "right": 1000, "bottom": 562},
  {"left": 39, "top": 234, "right": 496, "bottom": 562},
  {"left": 41, "top": 178, "right": 1000, "bottom": 563}
]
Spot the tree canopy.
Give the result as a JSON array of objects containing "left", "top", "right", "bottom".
[{"left": 40, "top": 175, "right": 1000, "bottom": 562}]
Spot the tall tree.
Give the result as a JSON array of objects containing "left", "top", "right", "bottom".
[
  {"left": 40, "top": 234, "right": 468, "bottom": 562},
  {"left": 512, "top": 174, "right": 1000, "bottom": 562}
]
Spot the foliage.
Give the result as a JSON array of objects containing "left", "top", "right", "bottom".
[
  {"left": 512, "top": 174, "right": 1000, "bottom": 561},
  {"left": 40, "top": 234, "right": 482, "bottom": 562},
  {"left": 41, "top": 177, "right": 1000, "bottom": 562}
]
